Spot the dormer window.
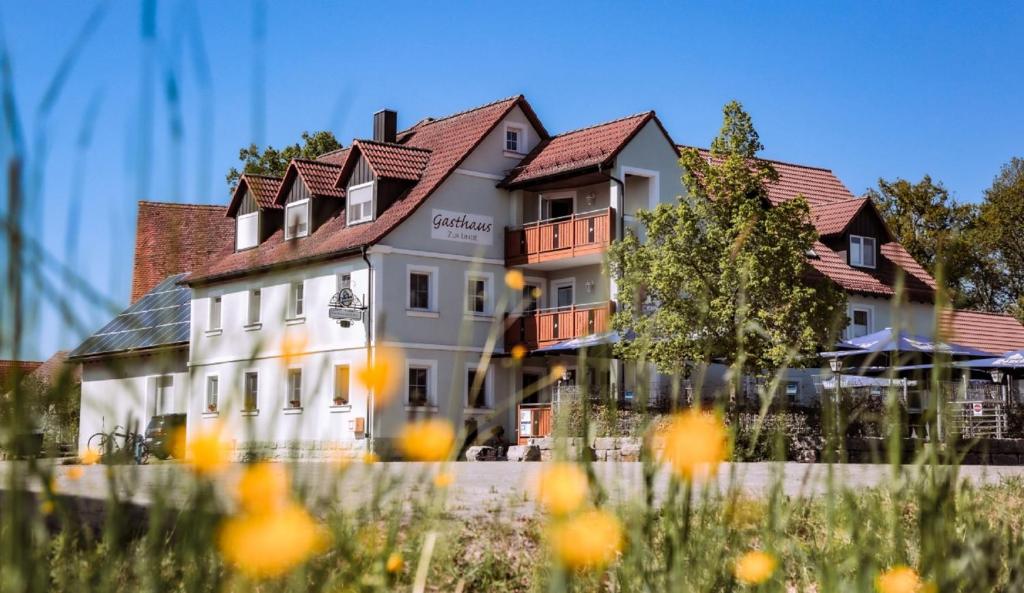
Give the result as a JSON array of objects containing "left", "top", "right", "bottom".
[
  {"left": 347, "top": 181, "right": 374, "bottom": 225},
  {"left": 285, "top": 200, "right": 309, "bottom": 240},
  {"left": 849, "top": 235, "right": 876, "bottom": 268},
  {"left": 504, "top": 124, "right": 525, "bottom": 154},
  {"left": 236, "top": 212, "right": 259, "bottom": 250}
]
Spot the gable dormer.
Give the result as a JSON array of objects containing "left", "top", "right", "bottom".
[
  {"left": 334, "top": 131, "right": 431, "bottom": 226},
  {"left": 227, "top": 174, "right": 283, "bottom": 251},
  {"left": 812, "top": 197, "right": 895, "bottom": 270},
  {"left": 273, "top": 159, "right": 344, "bottom": 239}
]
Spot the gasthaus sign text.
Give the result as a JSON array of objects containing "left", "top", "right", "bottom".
[{"left": 431, "top": 209, "right": 493, "bottom": 245}]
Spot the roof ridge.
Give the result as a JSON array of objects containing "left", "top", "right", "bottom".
[
  {"left": 397, "top": 95, "right": 522, "bottom": 134},
  {"left": 292, "top": 157, "right": 341, "bottom": 167},
  {"left": 315, "top": 147, "right": 349, "bottom": 158},
  {"left": 550, "top": 111, "right": 652, "bottom": 138},
  {"left": 354, "top": 138, "right": 433, "bottom": 152},
  {"left": 242, "top": 173, "right": 285, "bottom": 180},
  {"left": 947, "top": 309, "right": 1020, "bottom": 319},
  {"left": 684, "top": 145, "right": 835, "bottom": 173},
  {"left": 138, "top": 200, "right": 226, "bottom": 209}
]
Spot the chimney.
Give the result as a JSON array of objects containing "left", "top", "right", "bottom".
[{"left": 373, "top": 109, "right": 397, "bottom": 143}]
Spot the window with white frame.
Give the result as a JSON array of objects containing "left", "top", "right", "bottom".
[
  {"left": 849, "top": 235, "right": 876, "bottom": 268},
  {"left": 466, "top": 366, "right": 490, "bottom": 409},
  {"left": 333, "top": 365, "right": 350, "bottom": 406},
  {"left": 465, "top": 274, "right": 490, "bottom": 315},
  {"left": 243, "top": 372, "right": 259, "bottom": 412},
  {"left": 505, "top": 124, "right": 524, "bottom": 153},
  {"left": 205, "top": 376, "right": 219, "bottom": 412},
  {"left": 209, "top": 295, "right": 222, "bottom": 331},
  {"left": 407, "top": 365, "right": 431, "bottom": 407},
  {"left": 289, "top": 282, "right": 304, "bottom": 318},
  {"left": 409, "top": 272, "right": 431, "bottom": 310},
  {"left": 247, "top": 289, "right": 261, "bottom": 325},
  {"left": 849, "top": 306, "right": 873, "bottom": 338},
  {"left": 284, "top": 200, "right": 310, "bottom": 239},
  {"left": 236, "top": 212, "right": 259, "bottom": 250},
  {"left": 287, "top": 369, "right": 302, "bottom": 408},
  {"left": 347, "top": 182, "right": 374, "bottom": 225}
]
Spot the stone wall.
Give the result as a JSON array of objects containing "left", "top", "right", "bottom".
[{"left": 845, "top": 437, "right": 1024, "bottom": 465}]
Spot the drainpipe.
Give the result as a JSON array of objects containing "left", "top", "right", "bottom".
[
  {"left": 362, "top": 245, "right": 374, "bottom": 449},
  {"left": 598, "top": 163, "right": 626, "bottom": 400}
]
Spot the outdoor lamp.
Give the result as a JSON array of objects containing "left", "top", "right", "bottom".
[
  {"left": 991, "top": 369, "right": 1005, "bottom": 384},
  {"left": 829, "top": 358, "right": 842, "bottom": 373}
]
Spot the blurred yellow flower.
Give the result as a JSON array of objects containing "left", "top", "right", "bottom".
[
  {"left": 531, "top": 286, "right": 542, "bottom": 299},
  {"left": 66, "top": 466, "right": 84, "bottom": 481},
  {"left": 433, "top": 471, "right": 454, "bottom": 488},
  {"left": 237, "top": 463, "right": 289, "bottom": 515},
  {"left": 505, "top": 269, "right": 525, "bottom": 290},
  {"left": 386, "top": 552, "right": 403, "bottom": 574},
  {"left": 397, "top": 419, "right": 455, "bottom": 461},
  {"left": 187, "top": 424, "right": 232, "bottom": 475},
  {"left": 735, "top": 550, "right": 777, "bottom": 585},
  {"left": 363, "top": 452, "right": 379, "bottom": 464},
  {"left": 660, "top": 411, "right": 728, "bottom": 482},
  {"left": 219, "top": 502, "right": 329, "bottom": 580},
  {"left": 39, "top": 500, "right": 54, "bottom": 515},
  {"left": 80, "top": 448, "right": 100, "bottom": 465},
  {"left": 535, "top": 463, "right": 588, "bottom": 515},
  {"left": 550, "top": 364, "right": 567, "bottom": 381},
  {"left": 876, "top": 566, "right": 923, "bottom": 593},
  {"left": 280, "top": 332, "right": 308, "bottom": 367},
  {"left": 510, "top": 344, "right": 527, "bottom": 360},
  {"left": 549, "top": 510, "right": 623, "bottom": 570},
  {"left": 357, "top": 347, "right": 401, "bottom": 405}
]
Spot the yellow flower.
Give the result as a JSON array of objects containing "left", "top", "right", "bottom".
[
  {"left": 386, "top": 551, "right": 403, "bottom": 574},
  {"left": 660, "top": 411, "right": 729, "bottom": 482},
  {"left": 735, "top": 550, "right": 777, "bottom": 585},
  {"left": 237, "top": 463, "right": 290, "bottom": 515},
  {"left": 510, "top": 344, "right": 528, "bottom": 360},
  {"left": 280, "top": 332, "right": 309, "bottom": 367},
  {"left": 876, "top": 566, "right": 923, "bottom": 593},
  {"left": 433, "top": 471, "right": 454, "bottom": 488},
  {"left": 535, "top": 463, "right": 588, "bottom": 515},
  {"left": 549, "top": 510, "right": 623, "bottom": 570},
  {"left": 550, "top": 364, "right": 567, "bottom": 381},
  {"left": 187, "top": 424, "right": 232, "bottom": 475},
  {"left": 362, "top": 452, "right": 379, "bottom": 464},
  {"left": 531, "top": 286, "right": 543, "bottom": 299},
  {"left": 397, "top": 419, "right": 455, "bottom": 462},
  {"left": 505, "top": 269, "right": 525, "bottom": 290},
  {"left": 357, "top": 347, "right": 401, "bottom": 406},
  {"left": 39, "top": 500, "right": 54, "bottom": 515},
  {"left": 66, "top": 466, "right": 84, "bottom": 481},
  {"left": 219, "top": 502, "right": 329, "bottom": 580},
  {"left": 80, "top": 448, "right": 100, "bottom": 465}
]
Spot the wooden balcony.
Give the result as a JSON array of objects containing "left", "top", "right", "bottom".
[
  {"left": 506, "top": 302, "right": 614, "bottom": 352},
  {"left": 505, "top": 208, "right": 615, "bottom": 267}
]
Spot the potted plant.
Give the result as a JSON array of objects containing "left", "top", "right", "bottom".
[
  {"left": 207, "top": 403, "right": 217, "bottom": 413},
  {"left": 289, "top": 400, "right": 301, "bottom": 409},
  {"left": 333, "top": 396, "right": 346, "bottom": 406}
]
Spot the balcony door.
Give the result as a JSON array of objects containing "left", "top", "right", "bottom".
[
  {"left": 554, "top": 281, "right": 574, "bottom": 310},
  {"left": 540, "top": 192, "right": 576, "bottom": 221}
]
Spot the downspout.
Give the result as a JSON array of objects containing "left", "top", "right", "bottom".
[
  {"left": 598, "top": 163, "right": 627, "bottom": 400},
  {"left": 362, "top": 245, "right": 374, "bottom": 449}
]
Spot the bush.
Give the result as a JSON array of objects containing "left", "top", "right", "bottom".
[{"left": 730, "top": 410, "right": 823, "bottom": 462}]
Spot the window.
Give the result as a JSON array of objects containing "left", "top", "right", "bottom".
[
  {"left": 247, "top": 289, "right": 261, "bottom": 325},
  {"left": 236, "top": 212, "right": 259, "bottom": 250},
  {"left": 554, "top": 282, "right": 574, "bottom": 309},
  {"left": 347, "top": 182, "right": 374, "bottom": 225},
  {"left": 284, "top": 200, "right": 309, "bottom": 239},
  {"left": 849, "top": 235, "right": 876, "bottom": 268},
  {"left": 243, "top": 372, "right": 259, "bottom": 412},
  {"left": 408, "top": 366, "right": 430, "bottom": 407},
  {"left": 289, "top": 282, "right": 305, "bottom": 318},
  {"left": 409, "top": 272, "right": 430, "bottom": 310},
  {"left": 287, "top": 369, "right": 302, "bottom": 408},
  {"left": 523, "top": 284, "right": 541, "bottom": 313},
  {"left": 850, "top": 306, "right": 873, "bottom": 338},
  {"left": 466, "top": 275, "right": 488, "bottom": 314},
  {"left": 505, "top": 125, "right": 523, "bottom": 153},
  {"left": 466, "top": 367, "right": 489, "bottom": 409},
  {"left": 209, "top": 296, "right": 222, "bottom": 331},
  {"left": 205, "top": 376, "right": 219, "bottom": 412},
  {"left": 333, "top": 365, "right": 350, "bottom": 405},
  {"left": 151, "top": 375, "right": 173, "bottom": 416},
  {"left": 785, "top": 381, "right": 799, "bottom": 402}
]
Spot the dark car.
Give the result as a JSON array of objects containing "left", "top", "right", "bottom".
[{"left": 144, "top": 414, "right": 187, "bottom": 460}]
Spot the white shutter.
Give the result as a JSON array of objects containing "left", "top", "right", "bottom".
[{"left": 236, "top": 213, "right": 259, "bottom": 250}]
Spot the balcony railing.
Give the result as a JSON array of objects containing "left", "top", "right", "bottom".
[
  {"left": 506, "top": 301, "right": 614, "bottom": 351},
  {"left": 505, "top": 208, "right": 614, "bottom": 266}
]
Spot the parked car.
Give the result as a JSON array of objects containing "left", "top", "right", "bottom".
[{"left": 144, "top": 414, "right": 186, "bottom": 460}]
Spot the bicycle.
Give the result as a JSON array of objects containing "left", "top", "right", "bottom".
[{"left": 86, "top": 426, "right": 151, "bottom": 464}]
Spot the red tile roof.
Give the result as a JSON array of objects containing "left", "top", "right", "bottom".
[
  {"left": 339, "top": 139, "right": 432, "bottom": 182},
  {"left": 314, "top": 147, "right": 351, "bottom": 166},
  {"left": 24, "top": 351, "right": 79, "bottom": 386},
  {"left": 880, "top": 242, "right": 938, "bottom": 292},
  {"left": 807, "top": 241, "right": 896, "bottom": 296},
  {"left": 502, "top": 112, "right": 673, "bottom": 187},
  {"left": 131, "top": 202, "right": 236, "bottom": 301},
  {"left": 187, "top": 96, "right": 537, "bottom": 284},
  {"left": 275, "top": 159, "right": 345, "bottom": 202},
  {"left": 0, "top": 360, "right": 43, "bottom": 390},
  {"left": 811, "top": 198, "right": 870, "bottom": 236},
  {"left": 226, "top": 174, "right": 283, "bottom": 217},
  {"left": 941, "top": 309, "right": 1024, "bottom": 355}
]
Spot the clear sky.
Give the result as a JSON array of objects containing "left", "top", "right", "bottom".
[{"left": 2, "top": 1, "right": 1022, "bottom": 359}]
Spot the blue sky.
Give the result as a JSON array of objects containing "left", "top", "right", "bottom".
[{"left": 2, "top": 1, "right": 1022, "bottom": 358}]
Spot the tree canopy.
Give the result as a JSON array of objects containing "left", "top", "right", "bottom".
[
  {"left": 226, "top": 130, "right": 342, "bottom": 189},
  {"left": 977, "top": 157, "right": 1024, "bottom": 318},
  {"left": 608, "top": 101, "right": 847, "bottom": 385}
]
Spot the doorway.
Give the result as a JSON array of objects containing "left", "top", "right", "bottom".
[{"left": 541, "top": 193, "right": 575, "bottom": 220}]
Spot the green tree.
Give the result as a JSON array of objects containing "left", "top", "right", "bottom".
[
  {"left": 608, "top": 101, "right": 847, "bottom": 393},
  {"left": 976, "top": 157, "right": 1024, "bottom": 318},
  {"left": 226, "top": 130, "right": 342, "bottom": 189},
  {"left": 865, "top": 176, "right": 979, "bottom": 307}
]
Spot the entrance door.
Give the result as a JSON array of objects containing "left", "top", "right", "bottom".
[{"left": 522, "top": 372, "right": 543, "bottom": 404}]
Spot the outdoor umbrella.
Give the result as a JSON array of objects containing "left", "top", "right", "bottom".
[{"left": 820, "top": 327, "right": 994, "bottom": 359}]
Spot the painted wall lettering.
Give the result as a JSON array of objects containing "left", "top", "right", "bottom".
[{"left": 430, "top": 209, "right": 494, "bottom": 245}]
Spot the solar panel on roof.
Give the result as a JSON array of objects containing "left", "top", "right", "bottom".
[{"left": 69, "top": 273, "right": 191, "bottom": 359}]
